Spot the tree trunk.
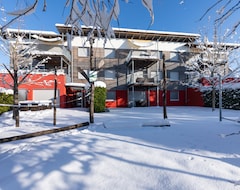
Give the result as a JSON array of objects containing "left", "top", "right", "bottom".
[
  {"left": 162, "top": 54, "right": 168, "bottom": 119},
  {"left": 89, "top": 82, "right": 94, "bottom": 123},
  {"left": 53, "top": 67, "right": 57, "bottom": 125},
  {"left": 13, "top": 68, "right": 19, "bottom": 127},
  {"left": 212, "top": 86, "right": 216, "bottom": 111}
]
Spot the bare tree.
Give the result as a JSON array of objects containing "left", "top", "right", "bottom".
[
  {"left": 183, "top": 33, "right": 240, "bottom": 111},
  {"left": 0, "top": 32, "right": 49, "bottom": 127}
]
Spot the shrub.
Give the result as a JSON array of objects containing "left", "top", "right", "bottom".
[
  {"left": 94, "top": 87, "right": 106, "bottom": 113},
  {"left": 0, "top": 93, "right": 13, "bottom": 115},
  {"left": 202, "top": 88, "right": 240, "bottom": 110}
]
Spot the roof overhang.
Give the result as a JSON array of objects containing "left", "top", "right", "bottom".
[{"left": 55, "top": 24, "right": 200, "bottom": 43}]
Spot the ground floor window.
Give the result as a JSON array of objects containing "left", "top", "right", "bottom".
[
  {"left": 107, "top": 91, "right": 116, "bottom": 101},
  {"left": 170, "top": 91, "right": 179, "bottom": 101}
]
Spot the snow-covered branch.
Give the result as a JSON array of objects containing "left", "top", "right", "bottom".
[
  {"left": 65, "top": 0, "right": 153, "bottom": 39},
  {"left": 0, "top": 0, "right": 39, "bottom": 33},
  {"left": 200, "top": 0, "right": 240, "bottom": 36}
]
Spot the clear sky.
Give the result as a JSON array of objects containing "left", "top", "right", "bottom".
[{"left": 1, "top": 0, "right": 239, "bottom": 39}]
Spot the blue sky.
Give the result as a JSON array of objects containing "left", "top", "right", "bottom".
[
  {"left": 1, "top": 0, "right": 237, "bottom": 65},
  {"left": 1, "top": 0, "right": 238, "bottom": 38}
]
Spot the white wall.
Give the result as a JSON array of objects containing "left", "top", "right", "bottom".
[{"left": 70, "top": 36, "right": 190, "bottom": 52}]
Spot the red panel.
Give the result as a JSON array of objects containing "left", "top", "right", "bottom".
[
  {"left": 186, "top": 88, "right": 204, "bottom": 106},
  {"left": 116, "top": 90, "right": 128, "bottom": 107}
]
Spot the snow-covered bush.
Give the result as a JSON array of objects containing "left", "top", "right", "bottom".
[{"left": 202, "top": 88, "right": 240, "bottom": 110}]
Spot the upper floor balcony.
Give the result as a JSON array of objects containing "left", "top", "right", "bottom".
[{"left": 127, "top": 72, "right": 160, "bottom": 86}]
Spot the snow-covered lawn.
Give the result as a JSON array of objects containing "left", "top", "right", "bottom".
[{"left": 0, "top": 106, "right": 240, "bottom": 190}]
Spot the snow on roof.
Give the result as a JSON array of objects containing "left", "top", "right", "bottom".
[
  {"left": 112, "top": 27, "right": 201, "bottom": 38},
  {"left": 31, "top": 34, "right": 62, "bottom": 42},
  {"left": 5, "top": 28, "right": 59, "bottom": 37}
]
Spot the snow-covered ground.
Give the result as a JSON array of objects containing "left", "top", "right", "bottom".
[{"left": 0, "top": 106, "right": 240, "bottom": 190}]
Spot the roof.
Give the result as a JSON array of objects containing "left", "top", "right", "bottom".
[
  {"left": 112, "top": 27, "right": 200, "bottom": 43},
  {"left": 55, "top": 24, "right": 200, "bottom": 43},
  {"left": 3, "top": 28, "right": 61, "bottom": 40}
]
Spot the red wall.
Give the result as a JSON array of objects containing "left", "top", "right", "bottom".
[
  {"left": 1, "top": 72, "right": 205, "bottom": 109},
  {"left": 106, "top": 90, "right": 128, "bottom": 108},
  {"left": 186, "top": 88, "right": 204, "bottom": 106},
  {"left": 0, "top": 73, "right": 66, "bottom": 108},
  {"left": 106, "top": 89, "right": 204, "bottom": 108}
]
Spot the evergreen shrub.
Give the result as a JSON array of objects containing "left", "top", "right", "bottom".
[
  {"left": 0, "top": 93, "right": 13, "bottom": 115},
  {"left": 202, "top": 88, "right": 240, "bottom": 110},
  {"left": 94, "top": 87, "right": 106, "bottom": 113}
]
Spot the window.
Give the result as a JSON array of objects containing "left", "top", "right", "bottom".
[
  {"left": 107, "top": 91, "right": 116, "bottom": 100},
  {"left": 170, "top": 91, "right": 179, "bottom": 101},
  {"left": 105, "top": 49, "right": 115, "bottom": 59},
  {"left": 78, "top": 47, "right": 89, "bottom": 57},
  {"left": 169, "top": 72, "right": 179, "bottom": 81},
  {"left": 104, "top": 70, "right": 116, "bottom": 79},
  {"left": 169, "top": 52, "right": 179, "bottom": 61}
]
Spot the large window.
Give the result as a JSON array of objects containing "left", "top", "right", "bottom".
[
  {"left": 78, "top": 47, "right": 89, "bottom": 57},
  {"left": 170, "top": 91, "right": 179, "bottom": 101},
  {"left": 169, "top": 71, "right": 179, "bottom": 81},
  {"left": 104, "top": 70, "right": 116, "bottom": 79}
]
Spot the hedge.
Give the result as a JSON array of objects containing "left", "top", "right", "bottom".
[{"left": 202, "top": 88, "right": 240, "bottom": 110}]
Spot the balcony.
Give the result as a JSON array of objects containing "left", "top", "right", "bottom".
[
  {"left": 127, "top": 73, "right": 159, "bottom": 86},
  {"left": 126, "top": 50, "right": 160, "bottom": 63}
]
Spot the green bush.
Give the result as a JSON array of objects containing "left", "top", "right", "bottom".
[
  {"left": 94, "top": 87, "right": 106, "bottom": 113},
  {"left": 0, "top": 93, "right": 13, "bottom": 115}
]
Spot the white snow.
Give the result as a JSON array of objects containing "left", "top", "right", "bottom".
[
  {"left": 0, "top": 87, "right": 13, "bottom": 94},
  {"left": 94, "top": 81, "right": 106, "bottom": 88},
  {"left": 0, "top": 106, "right": 240, "bottom": 190}
]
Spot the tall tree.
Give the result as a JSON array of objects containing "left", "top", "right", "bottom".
[
  {"left": 182, "top": 33, "right": 240, "bottom": 110},
  {"left": 0, "top": 31, "right": 49, "bottom": 127}
]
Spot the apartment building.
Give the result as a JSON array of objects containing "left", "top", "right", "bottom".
[
  {"left": 56, "top": 24, "right": 203, "bottom": 107},
  {"left": 3, "top": 25, "right": 235, "bottom": 108}
]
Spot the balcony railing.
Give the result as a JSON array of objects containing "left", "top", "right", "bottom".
[
  {"left": 126, "top": 50, "right": 159, "bottom": 62},
  {"left": 127, "top": 74, "right": 159, "bottom": 85}
]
